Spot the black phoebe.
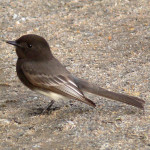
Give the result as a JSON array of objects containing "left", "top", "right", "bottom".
[{"left": 6, "top": 34, "right": 145, "bottom": 110}]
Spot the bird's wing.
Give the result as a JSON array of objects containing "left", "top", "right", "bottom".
[{"left": 21, "top": 61, "right": 95, "bottom": 107}]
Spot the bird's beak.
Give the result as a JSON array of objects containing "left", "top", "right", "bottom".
[{"left": 6, "top": 40, "right": 21, "bottom": 47}]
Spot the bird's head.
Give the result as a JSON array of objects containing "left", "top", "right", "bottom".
[{"left": 6, "top": 34, "right": 52, "bottom": 60}]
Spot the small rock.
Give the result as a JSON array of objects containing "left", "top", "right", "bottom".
[
  {"left": 21, "top": 17, "right": 26, "bottom": 21},
  {"left": 0, "top": 119, "right": 10, "bottom": 125},
  {"left": 13, "top": 14, "right": 18, "bottom": 19}
]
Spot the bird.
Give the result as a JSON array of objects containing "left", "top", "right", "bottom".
[{"left": 6, "top": 34, "right": 145, "bottom": 112}]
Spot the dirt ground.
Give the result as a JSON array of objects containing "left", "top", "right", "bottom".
[{"left": 0, "top": 0, "right": 150, "bottom": 150}]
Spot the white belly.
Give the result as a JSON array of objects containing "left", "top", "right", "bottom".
[{"left": 35, "top": 90, "right": 66, "bottom": 101}]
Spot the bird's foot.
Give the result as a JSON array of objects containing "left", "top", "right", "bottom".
[{"left": 42, "top": 100, "right": 55, "bottom": 114}]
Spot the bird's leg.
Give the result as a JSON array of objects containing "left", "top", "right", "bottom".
[{"left": 42, "top": 100, "right": 54, "bottom": 114}]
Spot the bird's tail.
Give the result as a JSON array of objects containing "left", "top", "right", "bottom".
[{"left": 74, "top": 77, "right": 145, "bottom": 109}]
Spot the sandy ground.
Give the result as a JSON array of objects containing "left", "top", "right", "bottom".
[{"left": 0, "top": 0, "right": 150, "bottom": 150}]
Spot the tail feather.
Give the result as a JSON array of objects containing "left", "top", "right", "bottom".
[{"left": 74, "top": 77, "right": 145, "bottom": 109}]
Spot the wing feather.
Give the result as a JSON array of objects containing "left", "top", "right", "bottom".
[{"left": 22, "top": 63, "right": 85, "bottom": 100}]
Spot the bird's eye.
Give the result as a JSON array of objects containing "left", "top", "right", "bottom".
[{"left": 28, "top": 44, "right": 32, "bottom": 48}]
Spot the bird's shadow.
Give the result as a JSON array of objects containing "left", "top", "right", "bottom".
[
  {"left": 27, "top": 103, "right": 94, "bottom": 117},
  {"left": 28, "top": 106, "right": 61, "bottom": 116}
]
